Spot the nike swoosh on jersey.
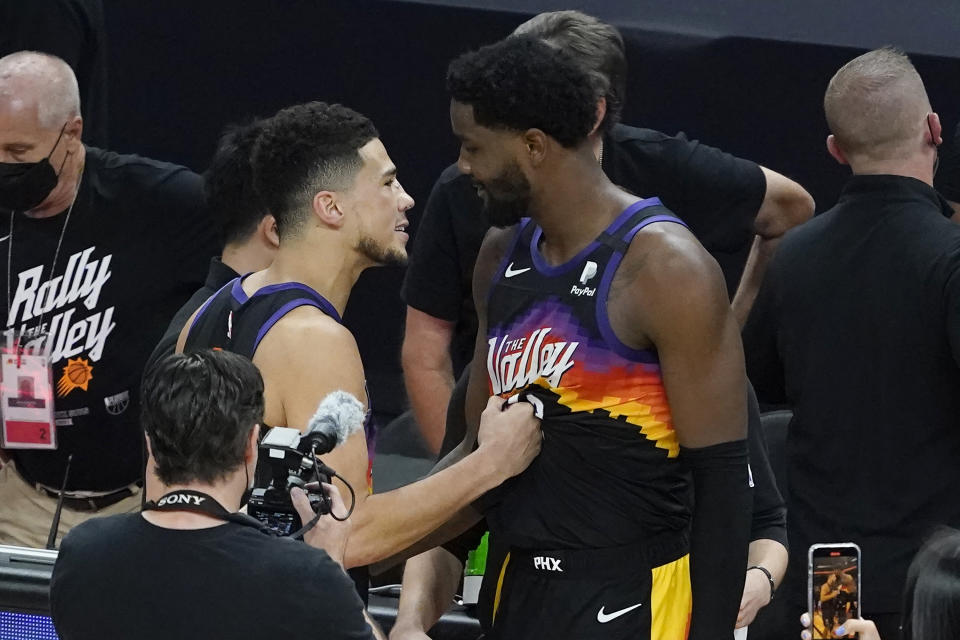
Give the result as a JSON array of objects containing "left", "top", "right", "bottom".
[
  {"left": 597, "top": 602, "right": 644, "bottom": 623},
  {"left": 504, "top": 262, "right": 531, "bottom": 278}
]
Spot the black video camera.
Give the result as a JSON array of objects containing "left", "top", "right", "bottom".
[{"left": 247, "top": 426, "right": 333, "bottom": 536}]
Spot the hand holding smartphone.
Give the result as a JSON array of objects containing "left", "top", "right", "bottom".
[{"left": 808, "top": 543, "right": 862, "bottom": 639}]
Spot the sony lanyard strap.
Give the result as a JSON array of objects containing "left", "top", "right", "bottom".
[{"left": 143, "top": 490, "right": 273, "bottom": 533}]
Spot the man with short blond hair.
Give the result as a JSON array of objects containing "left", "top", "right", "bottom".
[{"left": 745, "top": 47, "right": 960, "bottom": 638}]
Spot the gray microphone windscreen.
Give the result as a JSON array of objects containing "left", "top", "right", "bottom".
[{"left": 306, "top": 390, "right": 365, "bottom": 447}]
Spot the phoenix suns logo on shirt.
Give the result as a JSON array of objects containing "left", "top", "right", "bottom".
[
  {"left": 487, "top": 328, "right": 579, "bottom": 395},
  {"left": 5, "top": 246, "right": 116, "bottom": 398},
  {"left": 57, "top": 357, "right": 94, "bottom": 397}
]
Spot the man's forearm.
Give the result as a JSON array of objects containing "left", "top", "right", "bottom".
[
  {"left": 391, "top": 548, "right": 464, "bottom": 637},
  {"left": 747, "top": 538, "right": 788, "bottom": 588},
  {"left": 404, "top": 363, "right": 455, "bottom": 456},
  {"left": 344, "top": 450, "right": 500, "bottom": 568},
  {"left": 402, "top": 307, "right": 459, "bottom": 455},
  {"left": 734, "top": 167, "right": 814, "bottom": 325},
  {"left": 731, "top": 235, "right": 781, "bottom": 327}
]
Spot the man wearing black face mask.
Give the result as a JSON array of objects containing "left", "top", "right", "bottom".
[{"left": 0, "top": 51, "right": 216, "bottom": 548}]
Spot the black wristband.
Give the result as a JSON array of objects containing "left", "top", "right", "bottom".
[{"left": 748, "top": 565, "right": 775, "bottom": 600}]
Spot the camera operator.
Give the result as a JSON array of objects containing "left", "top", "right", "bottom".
[{"left": 50, "top": 350, "right": 380, "bottom": 640}]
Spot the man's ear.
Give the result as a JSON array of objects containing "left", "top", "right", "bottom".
[
  {"left": 259, "top": 214, "right": 280, "bottom": 248},
  {"left": 589, "top": 97, "right": 607, "bottom": 136},
  {"left": 523, "top": 129, "right": 548, "bottom": 166},
  {"left": 826, "top": 134, "right": 849, "bottom": 166},
  {"left": 64, "top": 115, "right": 83, "bottom": 149},
  {"left": 246, "top": 424, "right": 260, "bottom": 464},
  {"left": 312, "top": 191, "right": 345, "bottom": 228},
  {"left": 927, "top": 112, "right": 943, "bottom": 146}
]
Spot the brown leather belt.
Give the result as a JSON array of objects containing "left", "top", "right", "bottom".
[
  {"left": 35, "top": 484, "right": 138, "bottom": 512},
  {"left": 17, "top": 466, "right": 140, "bottom": 512}
]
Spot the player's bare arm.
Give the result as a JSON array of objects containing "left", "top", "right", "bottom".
[
  {"left": 608, "top": 220, "right": 752, "bottom": 637},
  {"left": 260, "top": 307, "right": 539, "bottom": 568},
  {"left": 608, "top": 222, "right": 747, "bottom": 446}
]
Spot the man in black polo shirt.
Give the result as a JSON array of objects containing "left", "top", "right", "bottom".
[
  {"left": 0, "top": 51, "right": 215, "bottom": 548},
  {"left": 145, "top": 118, "right": 278, "bottom": 374},
  {"left": 743, "top": 47, "right": 960, "bottom": 639},
  {"left": 401, "top": 10, "right": 814, "bottom": 458}
]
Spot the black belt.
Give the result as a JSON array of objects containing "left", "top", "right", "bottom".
[{"left": 16, "top": 465, "right": 140, "bottom": 512}]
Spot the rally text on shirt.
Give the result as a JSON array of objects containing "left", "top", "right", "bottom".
[{"left": 5, "top": 246, "right": 116, "bottom": 367}]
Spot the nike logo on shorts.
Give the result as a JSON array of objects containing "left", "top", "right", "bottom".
[
  {"left": 596, "top": 602, "right": 643, "bottom": 623},
  {"left": 504, "top": 262, "right": 531, "bottom": 278}
]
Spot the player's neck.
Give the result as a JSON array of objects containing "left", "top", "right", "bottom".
[
  {"left": 253, "top": 237, "right": 362, "bottom": 316},
  {"left": 529, "top": 156, "right": 631, "bottom": 266}
]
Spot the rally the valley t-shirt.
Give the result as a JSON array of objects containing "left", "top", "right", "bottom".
[{"left": 0, "top": 146, "right": 217, "bottom": 490}]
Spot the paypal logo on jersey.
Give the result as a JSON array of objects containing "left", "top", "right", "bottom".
[
  {"left": 569, "top": 284, "right": 596, "bottom": 297},
  {"left": 570, "top": 260, "right": 598, "bottom": 296},
  {"left": 579, "top": 261, "right": 598, "bottom": 284}
]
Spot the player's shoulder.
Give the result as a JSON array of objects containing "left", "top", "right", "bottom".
[
  {"left": 476, "top": 223, "right": 521, "bottom": 272},
  {"left": 622, "top": 210, "right": 724, "bottom": 294},
  {"left": 263, "top": 304, "right": 356, "bottom": 351},
  {"left": 472, "top": 223, "right": 523, "bottom": 308}
]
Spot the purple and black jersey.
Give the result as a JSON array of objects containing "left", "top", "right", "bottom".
[
  {"left": 183, "top": 276, "right": 377, "bottom": 472},
  {"left": 483, "top": 199, "right": 692, "bottom": 550}
]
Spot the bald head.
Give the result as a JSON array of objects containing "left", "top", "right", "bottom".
[
  {"left": 824, "top": 48, "right": 931, "bottom": 163},
  {"left": 0, "top": 51, "right": 81, "bottom": 130}
]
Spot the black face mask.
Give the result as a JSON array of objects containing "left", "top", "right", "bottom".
[{"left": 0, "top": 124, "right": 69, "bottom": 212}]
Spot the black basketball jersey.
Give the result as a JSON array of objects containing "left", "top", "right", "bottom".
[
  {"left": 184, "top": 277, "right": 341, "bottom": 358},
  {"left": 183, "top": 276, "right": 376, "bottom": 477},
  {"left": 182, "top": 276, "right": 373, "bottom": 602},
  {"left": 484, "top": 198, "right": 692, "bottom": 549}
]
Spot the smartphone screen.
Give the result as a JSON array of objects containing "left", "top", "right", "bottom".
[{"left": 808, "top": 543, "right": 861, "bottom": 639}]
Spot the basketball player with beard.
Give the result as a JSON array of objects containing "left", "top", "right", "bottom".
[
  {"left": 435, "top": 37, "right": 752, "bottom": 639},
  {"left": 174, "top": 102, "right": 543, "bottom": 591}
]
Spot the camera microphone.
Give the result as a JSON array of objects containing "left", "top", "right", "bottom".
[
  {"left": 301, "top": 390, "right": 365, "bottom": 456},
  {"left": 249, "top": 391, "right": 363, "bottom": 536}
]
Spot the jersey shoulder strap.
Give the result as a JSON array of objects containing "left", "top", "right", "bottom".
[
  {"left": 596, "top": 197, "right": 687, "bottom": 255},
  {"left": 185, "top": 278, "right": 340, "bottom": 359}
]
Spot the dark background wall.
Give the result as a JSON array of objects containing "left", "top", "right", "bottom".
[{"left": 101, "top": 0, "right": 960, "bottom": 418}]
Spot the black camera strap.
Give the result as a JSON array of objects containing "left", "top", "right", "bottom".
[{"left": 143, "top": 490, "right": 275, "bottom": 535}]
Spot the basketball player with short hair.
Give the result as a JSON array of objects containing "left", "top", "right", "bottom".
[
  {"left": 174, "top": 102, "right": 542, "bottom": 582},
  {"left": 425, "top": 36, "right": 752, "bottom": 640}
]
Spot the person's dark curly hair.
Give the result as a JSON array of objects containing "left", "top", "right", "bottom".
[
  {"left": 204, "top": 118, "right": 269, "bottom": 247},
  {"left": 447, "top": 35, "right": 598, "bottom": 148},
  {"left": 252, "top": 102, "right": 378, "bottom": 239},
  {"left": 141, "top": 350, "right": 264, "bottom": 486},
  {"left": 513, "top": 11, "right": 627, "bottom": 135}
]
